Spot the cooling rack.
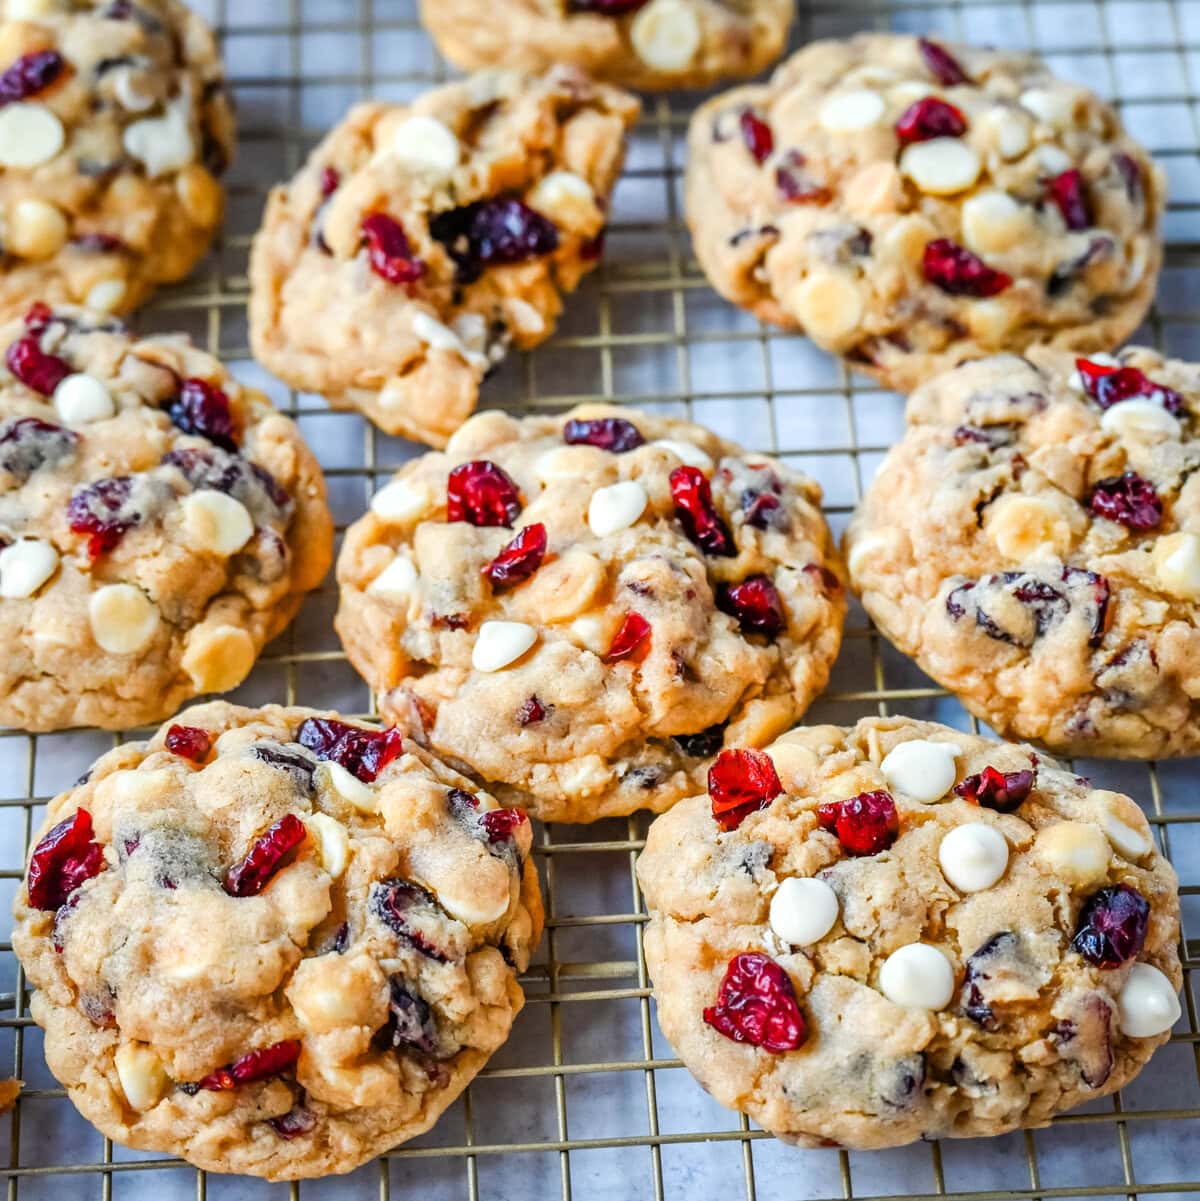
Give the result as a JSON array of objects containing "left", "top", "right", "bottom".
[{"left": 0, "top": 0, "right": 1197, "bottom": 1197}]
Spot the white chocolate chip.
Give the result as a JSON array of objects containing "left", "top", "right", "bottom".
[
  {"left": 122, "top": 97, "right": 195, "bottom": 178},
  {"left": 985, "top": 494, "right": 1072, "bottom": 561},
  {"left": 114, "top": 1043, "right": 168, "bottom": 1112},
  {"left": 879, "top": 943, "right": 955, "bottom": 1010},
  {"left": 900, "top": 137, "right": 981, "bottom": 195},
  {"left": 533, "top": 444, "right": 606, "bottom": 483},
  {"left": 845, "top": 531, "right": 891, "bottom": 581},
  {"left": 8, "top": 198, "right": 67, "bottom": 260},
  {"left": 984, "top": 108, "right": 1032, "bottom": 159},
  {"left": 370, "top": 478, "right": 431, "bottom": 523},
  {"left": 961, "top": 190, "right": 1030, "bottom": 256},
  {"left": 769, "top": 876, "right": 839, "bottom": 947},
  {"left": 939, "top": 822, "right": 1009, "bottom": 893},
  {"left": 368, "top": 554, "right": 419, "bottom": 597},
  {"left": 629, "top": 0, "right": 700, "bottom": 71},
  {"left": 880, "top": 739, "right": 960, "bottom": 803},
  {"left": 112, "top": 66, "right": 158, "bottom": 113},
  {"left": 0, "top": 538, "right": 58, "bottom": 598},
  {"left": 1117, "top": 963, "right": 1181, "bottom": 1037},
  {"left": 788, "top": 271, "right": 864, "bottom": 348},
  {"left": 1033, "top": 821, "right": 1110, "bottom": 887},
  {"left": 0, "top": 103, "right": 63, "bottom": 168},
  {"left": 181, "top": 490, "right": 254, "bottom": 557},
  {"left": 1035, "top": 143, "right": 1072, "bottom": 175},
  {"left": 411, "top": 310, "right": 488, "bottom": 372},
  {"left": 587, "top": 480, "right": 648, "bottom": 538},
  {"left": 1153, "top": 532, "right": 1200, "bottom": 600},
  {"left": 1020, "top": 87, "right": 1075, "bottom": 129},
  {"left": 84, "top": 278, "right": 127, "bottom": 314},
  {"left": 318, "top": 760, "right": 377, "bottom": 813},
  {"left": 180, "top": 623, "right": 255, "bottom": 692},
  {"left": 888, "top": 81, "right": 932, "bottom": 109},
  {"left": 505, "top": 297, "right": 546, "bottom": 337},
  {"left": 52, "top": 373, "right": 114, "bottom": 424},
  {"left": 1090, "top": 790, "right": 1154, "bottom": 860},
  {"left": 818, "top": 89, "right": 885, "bottom": 134},
  {"left": 89, "top": 584, "right": 159, "bottom": 654},
  {"left": 650, "top": 439, "right": 713, "bottom": 472},
  {"left": 528, "top": 170, "right": 598, "bottom": 232},
  {"left": 304, "top": 811, "right": 349, "bottom": 879},
  {"left": 392, "top": 114, "right": 460, "bottom": 178},
  {"left": 472, "top": 620, "right": 537, "bottom": 672},
  {"left": 1100, "top": 399, "right": 1181, "bottom": 441}
]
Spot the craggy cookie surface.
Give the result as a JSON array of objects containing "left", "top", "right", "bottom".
[
  {"left": 250, "top": 68, "right": 638, "bottom": 447},
  {"left": 686, "top": 34, "right": 1163, "bottom": 393},
  {"left": 12, "top": 702, "right": 543, "bottom": 1180},
  {"left": 418, "top": 0, "right": 792, "bottom": 93},
  {"left": 0, "top": 0, "right": 233, "bottom": 318},
  {"left": 637, "top": 717, "right": 1181, "bottom": 1148},
  {"left": 336, "top": 404, "right": 845, "bottom": 824},
  {"left": 0, "top": 303, "right": 332, "bottom": 732},
  {"left": 848, "top": 349, "right": 1200, "bottom": 759}
]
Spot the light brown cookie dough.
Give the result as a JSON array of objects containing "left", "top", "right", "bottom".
[
  {"left": 637, "top": 716, "right": 1182, "bottom": 1149},
  {"left": 685, "top": 33, "right": 1164, "bottom": 393},
  {"left": 335, "top": 403, "right": 846, "bottom": 825},
  {"left": 418, "top": 0, "right": 792, "bottom": 93},
  {"left": 0, "top": 0, "right": 233, "bottom": 318},
  {"left": 12, "top": 701, "right": 543, "bottom": 1181},
  {"left": 0, "top": 303, "right": 332, "bottom": 732},
  {"left": 249, "top": 67, "right": 638, "bottom": 447},
  {"left": 846, "top": 348, "right": 1200, "bottom": 759}
]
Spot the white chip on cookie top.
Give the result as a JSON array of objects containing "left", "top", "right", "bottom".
[
  {"left": 651, "top": 438, "right": 714, "bottom": 472},
  {"left": 818, "top": 89, "right": 886, "bottom": 134},
  {"left": 114, "top": 1043, "right": 169, "bottom": 1113},
  {"left": 368, "top": 554, "right": 420, "bottom": 597},
  {"left": 391, "top": 114, "right": 461, "bottom": 178},
  {"left": 371, "top": 478, "right": 432, "bottom": 523},
  {"left": 52, "top": 373, "right": 115, "bottom": 425},
  {"left": 880, "top": 739, "right": 960, "bottom": 802},
  {"left": 1100, "top": 398, "right": 1182, "bottom": 440},
  {"left": 1117, "top": 963, "right": 1181, "bottom": 1038},
  {"left": 879, "top": 942, "right": 956, "bottom": 1010},
  {"left": 318, "top": 759, "right": 377, "bottom": 813},
  {"left": 181, "top": 490, "right": 255, "bottom": 557},
  {"left": 769, "top": 876, "right": 839, "bottom": 947},
  {"left": 472, "top": 619, "right": 538, "bottom": 672},
  {"left": 89, "top": 583, "right": 160, "bottom": 655},
  {"left": 938, "top": 822, "right": 1009, "bottom": 893},
  {"left": 587, "top": 480, "right": 648, "bottom": 537},
  {"left": 629, "top": 0, "right": 701, "bottom": 71},
  {"left": 0, "top": 538, "right": 59, "bottom": 599},
  {"left": 0, "top": 103, "right": 64, "bottom": 168}
]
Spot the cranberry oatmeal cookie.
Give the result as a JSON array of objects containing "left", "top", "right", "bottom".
[
  {"left": 686, "top": 34, "right": 1163, "bottom": 393},
  {"left": 847, "top": 349, "right": 1200, "bottom": 759},
  {"left": 12, "top": 702, "right": 543, "bottom": 1180},
  {"left": 637, "top": 716, "right": 1182, "bottom": 1148},
  {"left": 0, "top": 0, "right": 233, "bottom": 318},
  {"left": 250, "top": 68, "right": 638, "bottom": 447},
  {"left": 418, "top": 0, "right": 792, "bottom": 93},
  {"left": 335, "top": 404, "right": 845, "bottom": 824},
  {"left": 0, "top": 303, "right": 332, "bottom": 732}
]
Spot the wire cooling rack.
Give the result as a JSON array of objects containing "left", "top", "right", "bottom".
[{"left": 0, "top": 0, "right": 1198, "bottom": 1198}]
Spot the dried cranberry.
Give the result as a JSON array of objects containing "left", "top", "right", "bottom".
[
  {"left": 708, "top": 748, "right": 782, "bottom": 831},
  {"left": 1053, "top": 993, "right": 1115, "bottom": 1087},
  {"left": 250, "top": 744, "right": 317, "bottom": 789},
  {"left": 269, "top": 1106, "right": 317, "bottom": 1139},
  {"left": 1072, "top": 884, "right": 1150, "bottom": 968},
  {"left": 483, "top": 523, "right": 546, "bottom": 588},
  {"left": 580, "top": 228, "right": 606, "bottom": 260},
  {"left": 319, "top": 166, "right": 340, "bottom": 197},
  {"left": 430, "top": 198, "right": 558, "bottom": 284},
  {"left": 363, "top": 213, "right": 426, "bottom": 287},
  {"left": 1112, "top": 152, "right": 1142, "bottom": 202},
  {"left": 165, "top": 724, "right": 212, "bottom": 763},
  {"left": 1074, "top": 360, "right": 1183, "bottom": 415},
  {"left": 447, "top": 460, "right": 522, "bottom": 527},
  {"left": 1064, "top": 566, "right": 1111, "bottom": 647},
  {"left": 199, "top": 1040, "right": 301, "bottom": 1091},
  {"left": 953, "top": 423, "right": 1014, "bottom": 448},
  {"left": 162, "top": 446, "right": 292, "bottom": 522},
  {"left": 67, "top": 476, "right": 138, "bottom": 558},
  {"left": 774, "top": 151, "right": 831, "bottom": 205},
  {"left": 1047, "top": 169, "right": 1092, "bottom": 231},
  {"left": 23, "top": 302, "right": 52, "bottom": 334},
  {"left": 167, "top": 378, "right": 237, "bottom": 452},
  {"left": 895, "top": 97, "right": 967, "bottom": 145},
  {"left": 71, "top": 233, "right": 127, "bottom": 254},
  {"left": 923, "top": 239, "right": 1012, "bottom": 297},
  {"left": 606, "top": 612, "right": 651, "bottom": 662},
  {"left": 480, "top": 807, "right": 528, "bottom": 843},
  {"left": 297, "top": 717, "right": 404, "bottom": 783},
  {"left": 954, "top": 765, "right": 1035, "bottom": 811},
  {"left": 803, "top": 563, "right": 841, "bottom": 593},
  {"left": 27, "top": 809, "right": 105, "bottom": 911},
  {"left": 673, "top": 723, "right": 725, "bottom": 758},
  {"left": 569, "top": 0, "right": 650, "bottom": 14},
  {"left": 0, "top": 416, "right": 77, "bottom": 480},
  {"left": 223, "top": 814, "right": 307, "bottom": 898},
  {"left": 671, "top": 465, "right": 734, "bottom": 557},
  {"left": 703, "top": 952, "right": 806, "bottom": 1052},
  {"left": 1089, "top": 472, "right": 1162, "bottom": 532},
  {"left": 738, "top": 110, "right": 774, "bottom": 163},
  {"left": 918, "top": 36, "right": 968, "bottom": 86},
  {"left": 370, "top": 879, "right": 451, "bottom": 961},
  {"left": 817, "top": 791, "right": 898, "bottom": 856},
  {"left": 562, "top": 416, "right": 644, "bottom": 453},
  {"left": 741, "top": 488, "right": 784, "bottom": 529},
  {"left": 6, "top": 336, "right": 71, "bottom": 396},
  {"left": 717, "top": 574, "right": 785, "bottom": 637},
  {"left": 517, "top": 695, "right": 548, "bottom": 726},
  {"left": 386, "top": 982, "right": 439, "bottom": 1054},
  {"left": 0, "top": 50, "right": 65, "bottom": 105}
]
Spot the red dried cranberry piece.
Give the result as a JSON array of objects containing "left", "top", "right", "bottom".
[
  {"left": 562, "top": 416, "right": 644, "bottom": 453},
  {"left": 370, "top": 879, "right": 451, "bottom": 961},
  {"left": 673, "top": 723, "right": 725, "bottom": 758},
  {"left": 223, "top": 814, "right": 307, "bottom": 898},
  {"left": 480, "top": 807, "right": 528, "bottom": 843},
  {"left": 483, "top": 523, "right": 546, "bottom": 589},
  {"left": 270, "top": 1105, "right": 317, "bottom": 1139},
  {"left": 1072, "top": 884, "right": 1150, "bottom": 968},
  {"left": 895, "top": 97, "right": 967, "bottom": 145},
  {"left": 23, "top": 302, "right": 53, "bottom": 334},
  {"left": 954, "top": 765, "right": 1036, "bottom": 812},
  {"left": 1064, "top": 566, "right": 1110, "bottom": 647},
  {"left": 670, "top": 465, "right": 735, "bottom": 557},
  {"left": 738, "top": 109, "right": 774, "bottom": 163},
  {"left": 803, "top": 563, "right": 841, "bottom": 593},
  {"left": 1089, "top": 472, "right": 1162, "bottom": 532},
  {"left": 168, "top": 378, "right": 237, "bottom": 452},
  {"left": 71, "top": 233, "right": 127, "bottom": 254},
  {"left": 703, "top": 952, "right": 806, "bottom": 1052},
  {"left": 918, "top": 36, "right": 968, "bottom": 86},
  {"left": 606, "top": 611, "right": 651, "bottom": 662},
  {"left": 165, "top": 724, "right": 213, "bottom": 763},
  {"left": 0, "top": 416, "right": 78, "bottom": 481},
  {"left": 363, "top": 212, "right": 426, "bottom": 287},
  {"left": 774, "top": 150, "right": 831, "bottom": 205},
  {"left": 568, "top": 0, "right": 650, "bottom": 14},
  {"left": 708, "top": 748, "right": 782, "bottom": 831},
  {"left": 67, "top": 476, "right": 137, "bottom": 558},
  {"left": 580, "top": 227, "right": 606, "bottom": 260},
  {"left": 716, "top": 574, "right": 785, "bottom": 637},
  {"left": 923, "top": 239, "right": 1012, "bottom": 297},
  {"left": 430, "top": 198, "right": 559, "bottom": 284},
  {"left": 6, "top": 335, "right": 70, "bottom": 396},
  {"left": 1074, "top": 359, "right": 1183, "bottom": 415},
  {"left": 319, "top": 166, "right": 340, "bottom": 197},
  {"left": 447, "top": 460, "right": 522, "bottom": 527},
  {"left": 817, "top": 791, "right": 898, "bottom": 856},
  {"left": 0, "top": 50, "right": 65, "bottom": 105},
  {"left": 517, "top": 695, "right": 548, "bottom": 725},
  {"left": 1112, "top": 152, "right": 1142, "bottom": 202},
  {"left": 199, "top": 1040, "right": 302, "bottom": 1091},
  {"left": 27, "top": 808, "right": 105, "bottom": 911},
  {"left": 742, "top": 488, "right": 783, "bottom": 529},
  {"left": 297, "top": 717, "right": 404, "bottom": 783},
  {"left": 1047, "top": 169, "right": 1092, "bottom": 231}
]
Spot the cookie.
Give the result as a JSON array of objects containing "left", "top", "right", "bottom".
[
  {"left": 846, "top": 348, "right": 1200, "bottom": 758},
  {"left": 637, "top": 716, "right": 1182, "bottom": 1149},
  {"left": 0, "top": 0, "right": 233, "bottom": 318},
  {"left": 249, "top": 67, "right": 638, "bottom": 447},
  {"left": 0, "top": 302, "right": 332, "bottom": 732},
  {"left": 418, "top": 0, "right": 792, "bottom": 93},
  {"left": 335, "top": 403, "right": 846, "bottom": 825},
  {"left": 685, "top": 33, "right": 1164, "bottom": 394},
  {"left": 12, "top": 701, "right": 543, "bottom": 1181}
]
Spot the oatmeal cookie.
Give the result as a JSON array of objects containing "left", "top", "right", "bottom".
[
  {"left": 0, "top": 0, "right": 233, "bottom": 318},
  {"left": 12, "top": 701, "right": 543, "bottom": 1180},
  {"left": 0, "top": 302, "right": 332, "bottom": 732},
  {"left": 249, "top": 67, "right": 638, "bottom": 447},
  {"left": 418, "top": 0, "right": 792, "bottom": 93},
  {"left": 335, "top": 404, "right": 846, "bottom": 824},
  {"left": 686, "top": 34, "right": 1163, "bottom": 393},
  {"left": 637, "top": 716, "right": 1182, "bottom": 1148},
  {"left": 847, "top": 348, "right": 1200, "bottom": 758}
]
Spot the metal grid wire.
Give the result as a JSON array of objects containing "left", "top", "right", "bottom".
[{"left": 0, "top": 0, "right": 1197, "bottom": 1197}]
